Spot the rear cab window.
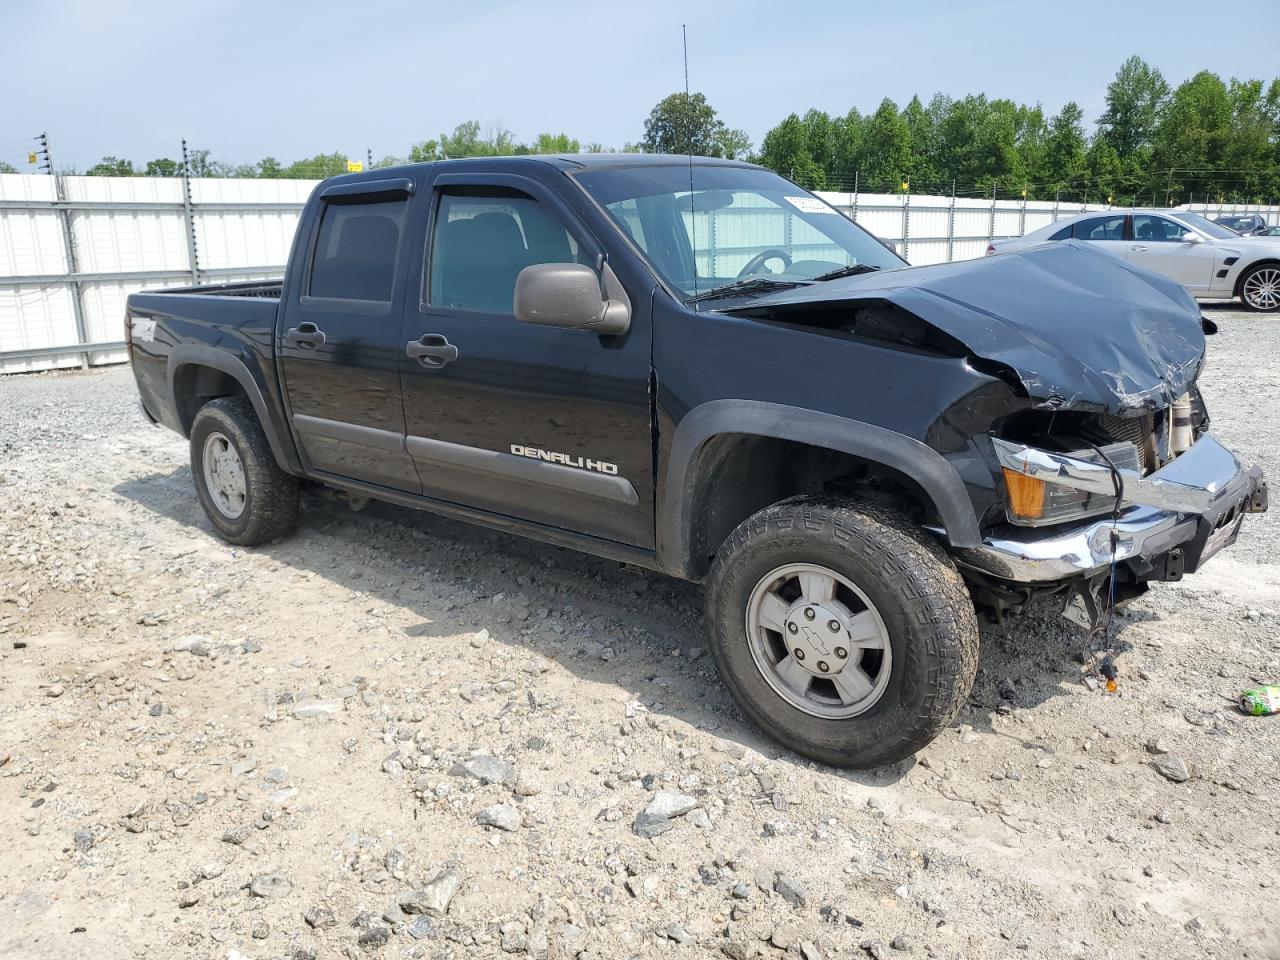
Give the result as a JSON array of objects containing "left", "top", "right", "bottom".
[{"left": 308, "top": 199, "right": 407, "bottom": 303}]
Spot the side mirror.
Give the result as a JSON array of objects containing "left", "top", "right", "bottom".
[
  {"left": 1180, "top": 231, "right": 1203, "bottom": 243},
  {"left": 514, "top": 263, "right": 630, "bottom": 335}
]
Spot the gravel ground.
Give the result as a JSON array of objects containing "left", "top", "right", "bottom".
[{"left": 1, "top": 303, "right": 1278, "bottom": 960}]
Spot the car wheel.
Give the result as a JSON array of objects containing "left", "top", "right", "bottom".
[
  {"left": 705, "top": 495, "right": 979, "bottom": 769},
  {"left": 1239, "top": 263, "right": 1280, "bottom": 312},
  {"left": 190, "top": 396, "right": 300, "bottom": 546}
]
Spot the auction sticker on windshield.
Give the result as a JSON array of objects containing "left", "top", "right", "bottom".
[{"left": 784, "top": 196, "right": 836, "bottom": 214}]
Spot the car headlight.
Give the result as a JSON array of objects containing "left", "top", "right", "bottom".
[{"left": 998, "top": 441, "right": 1141, "bottom": 526}]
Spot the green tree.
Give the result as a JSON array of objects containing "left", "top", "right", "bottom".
[
  {"left": 935, "top": 95, "right": 1021, "bottom": 192},
  {"left": 410, "top": 121, "right": 522, "bottom": 160},
  {"left": 85, "top": 156, "right": 136, "bottom": 176},
  {"left": 1042, "top": 102, "right": 1087, "bottom": 197},
  {"left": 1152, "top": 71, "right": 1234, "bottom": 199},
  {"left": 1098, "top": 56, "right": 1169, "bottom": 158},
  {"left": 255, "top": 156, "right": 286, "bottom": 178},
  {"left": 519, "top": 132, "right": 581, "bottom": 154},
  {"left": 1222, "top": 79, "right": 1278, "bottom": 199},
  {"left": 282, "top": 153, "right": 350, "bottom": 178},
  {"left": 409, "top": 140, "right": 440, "bottom": 163},
  {"left": 901, "top": 96, "right": 940, "bottom": 186},
  {"left": 144, "top": 158, "right": 179, "bottom": 177},
  {"left": 0, "top": 161, "right": 19, "bottom": 173},
  {"left": 759, "top": 113, "right": 826, "bottom": 188},
  {"left": 856, "top": 98, "right": 911, "bottom": 190},
  {"left": 1084, "top": 136, "right": 1124, "bottom": 203},
  {"left": 185, "top": 148, "right": 234, "bottom": 178},
  {"left": 641, "top": 92, "right": 750, "bottom": 158}
]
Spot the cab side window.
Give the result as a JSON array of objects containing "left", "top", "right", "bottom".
[
  {"left": 428, "top": 189, "right": 587, "bottom": 315},
  {"left": 1073, "top": 216, "right": 1126, "bottom": 241},
  {"left": 308, "top": 199, "right": 406, "bottom": 302}
]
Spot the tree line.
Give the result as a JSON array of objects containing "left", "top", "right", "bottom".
[
  {"left": 753, "top": 57, "right": 1280, "bottom": 203},
  {"left": 6, "top": 57, "right": 1277, "bottom": 204}
]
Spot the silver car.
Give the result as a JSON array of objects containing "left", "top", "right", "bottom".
[{"left": 990, "top": 209, "right": 1280, "bottom": 312}]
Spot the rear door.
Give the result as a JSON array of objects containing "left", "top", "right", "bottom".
[
  {"left": 1127, "top": 215, "right": 1216, "bottom": 292},
  {"left": 277, "top": 179, "right": 420, "bottom": 492},
  {"left": 398, "top": 169, "right": 654, "bottom": 548}
]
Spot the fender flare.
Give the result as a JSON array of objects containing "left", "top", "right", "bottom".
[
  {"left": 167, "top": 344, "right": 299, "bottom": 473},
  {"left": 656, "top": 399, "right": 983, "bottom": 578}
]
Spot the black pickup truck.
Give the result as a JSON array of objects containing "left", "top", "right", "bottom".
[{"left": 128, "top": 154, "right": 1266, "bottom": 768}]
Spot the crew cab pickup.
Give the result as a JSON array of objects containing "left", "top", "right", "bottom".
[{"left": 128, "top": 155, "right": 1267, "bottom": 768}]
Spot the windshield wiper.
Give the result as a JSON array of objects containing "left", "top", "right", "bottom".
[
  {"left": 685, "top": 277, "right": 808, "bottom": 305},
  {"left": 808, "top": 263, "right": 882, "bottom": 282}
]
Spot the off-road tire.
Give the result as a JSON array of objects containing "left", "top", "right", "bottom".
[
  {"left": 190, "top": 397, "right": 299, "bottom": 546},
  {"left": 705, "top": 495, "right": 979, "bottom": 768}
]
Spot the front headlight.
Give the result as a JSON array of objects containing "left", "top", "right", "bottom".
[{"left": 999, "top": 441, "right": 1140, "bottom": 526}]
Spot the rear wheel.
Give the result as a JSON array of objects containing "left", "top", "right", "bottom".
[
  {"left": 705, "top": 496, "right": 979, "bottom": 768},
  {"left": 190, "top": 397, "right": 299, "bottom": 546},
  {"left": 1240, "top": 264, "right": 1280, "bottom": 312}
]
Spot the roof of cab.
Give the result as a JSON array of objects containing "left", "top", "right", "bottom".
[{"left": 321, "top": 153, "right": 762, "bottom": 189}]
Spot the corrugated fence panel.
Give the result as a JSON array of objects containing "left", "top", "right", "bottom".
[{"left": 192, "top": 178, "right": 313, "bottom": 271}]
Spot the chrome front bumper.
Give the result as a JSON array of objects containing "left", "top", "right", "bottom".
[{"left": 958, "top": 434, "right": 1267, "bottom": 583}]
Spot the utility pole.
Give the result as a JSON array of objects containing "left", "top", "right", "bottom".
[{"left": 367, "top": 148, "right": 373, "bottom": 170}]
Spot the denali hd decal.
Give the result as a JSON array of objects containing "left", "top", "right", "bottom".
[{"left": 510, "top": 444, "right": 619, "bottom": 475}]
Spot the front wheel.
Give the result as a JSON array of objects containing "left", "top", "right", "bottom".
[
  {"left": 705, "top": 496, "right": 979, "bottom": 768},
  {"left": 190, "top": 397, "right": 300, "bottom": 546},
  {"left": 1239, "top": 263, "right": 1280, "bottom": 312}
]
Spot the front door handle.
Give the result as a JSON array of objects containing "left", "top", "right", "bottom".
[
  {"left": 406, "top": 334, "right": 459, "bottom": 369},
  {"left": 1131, "top": 244, "right": 1149, "bottom": 253},
  {"left": 285, "top": 322, "right": 326, "bottom": 348}
]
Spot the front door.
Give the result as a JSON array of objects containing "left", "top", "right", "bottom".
[
  {"left": 398, "top": 172, "right": 654, "bottom": 548},
  {"left": 278, "top": 180, "right": 420, "bottom": 492},
  {"left": 1127, "top": 215, "right": 1216, "bottom": 292}
]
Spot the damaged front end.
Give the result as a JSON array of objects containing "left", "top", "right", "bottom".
[
  {"left": 733, "top": 241, "right": 1268, "bottom": 631},
  {"left": 963, "top": 428, "right": 1267, "bottom": 628}
]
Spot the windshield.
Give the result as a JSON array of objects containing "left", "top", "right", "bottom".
[
  {"left": 1177, "top": 212, "right": 1240, "bottom": 239},
  {"left": 573, "top": 165, "right": 904, "bottom": 302}
]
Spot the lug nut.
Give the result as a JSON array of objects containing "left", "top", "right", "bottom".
[
  {"left": 827, "top": 619, "right": 840, "bottom": 632},
  {"left": 803, "top": 607, "right": 815, "bottom": 621},
  {"left": 793, "top": 649, "right": 805, "bottom": 661},
  {"left": 817, "top": 661, "right": 829, "bottom": 673},
  {"left": 786, "top": 622, "right": 798, "bottom": 634},
  {"left": 834, "top": 647, "right": 848, "bottom": 659}
]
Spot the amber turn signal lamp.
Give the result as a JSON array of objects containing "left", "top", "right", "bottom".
[{"left": 1002, "top": 467, "right": 1045, "bottom": 520}]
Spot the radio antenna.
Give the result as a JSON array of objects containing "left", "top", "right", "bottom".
[{"left": 683, "top": 24, "right": 699, "bottom": 301}]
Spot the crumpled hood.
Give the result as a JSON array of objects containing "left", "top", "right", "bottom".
[{"left": 733, "top": 240, "right": 1206, "bottom": 415}]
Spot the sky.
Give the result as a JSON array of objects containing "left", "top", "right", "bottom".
[{"left": 3, "top": 0, "right": 1279, "bottom": 172}]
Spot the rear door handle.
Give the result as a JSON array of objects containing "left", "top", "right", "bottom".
[
  {"left": 285, "top": 322, "right": 326, "bottom": 348},
  {"left": 406, "top": 333, "right": 458, "bottom": 368}
]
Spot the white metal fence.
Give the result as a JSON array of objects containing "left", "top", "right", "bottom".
[
  {"left": 0, "top": 173, "right": 311, "bottom": 374},
  {"left": 2, "top": 170, "right": 1278, "bottom": 375}
]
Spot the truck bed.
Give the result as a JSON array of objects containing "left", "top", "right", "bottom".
[{"left": 146, "top": 278, "right": 283, "bottom": 300}]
